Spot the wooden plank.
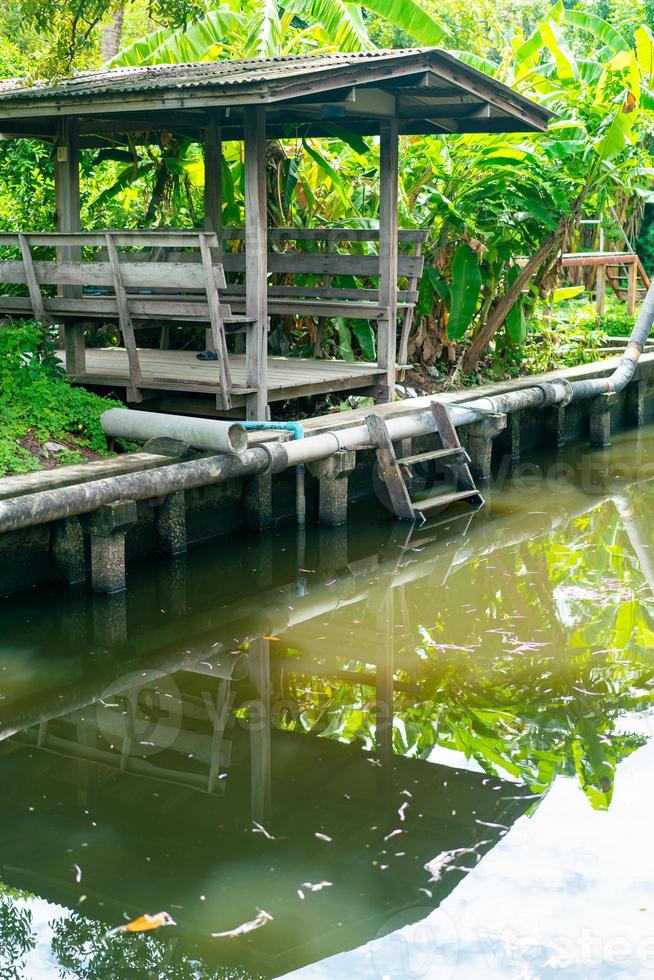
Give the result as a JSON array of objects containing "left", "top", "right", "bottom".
[
  {"left": 224, "top": 284, "right": 417, "bottom": 302},
  {"left": 0, "top": 228, "right": 426, "bottom": 247},
  {"left": 398, "top": 238, "right": 423, "bottom": 365},
  {"left": 244, "top": 106, "right": 268, "bottom": 420},
  {"left": 0, "top": 258, "right": 227, "bottom": 291},
  {"left": 0, "top": 231, "right": 220, "bottom": 248},
  {"left": 198, "top": 231, "right": 232, "bottom": 410},
  {"left": 105, "top": 233, "right": 142, "bottom": 393},
  {"left": 17, "top": 234, "right": 49, "bottom": 325},
  {"left": 219, "top": 251, "right": 422, "bottom": 276},
  {"left": 378, "top": 118, "right": 399, "bottom": 400},
  {"left": 0, "top": 294, "right": 244, "bottom": 322},
  {"left": 366, "top": 412, "right": 415, "bottom": 520},
  {"left": 221, "top": 227, "right": 428, "bottom": 243},
  {"left": 627, "top": 259, "right": 638, "bottom": 315}
]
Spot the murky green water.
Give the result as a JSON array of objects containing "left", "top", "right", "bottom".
[{"left": 2, "top": 427, "right": 654, "bottom": 978}]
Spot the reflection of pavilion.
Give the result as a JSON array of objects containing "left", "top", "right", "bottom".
[
  {"left": 0, "top": 516, "right": 548, "bottom": 975},
  {"left": 0, "top": 676, "right": 531, "bottom": 977}
]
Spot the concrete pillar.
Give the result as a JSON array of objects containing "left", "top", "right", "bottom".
[
  {"left": 466, "top": 414, "right": 507, "bottom": 480},
  {"left": 308, "top": 450, "right": 357, "bottom": 526},
  {"left": 52, "top": 516, "right": 86, "bottom": 585},
  {"left": 497, "top": 411, "right": 521, "bottom": 461},
  {"left": 244, "top": 473, "right": 273, "bottom": 530},
  {"left": 626, "top": 379, "right": 646, "bottom": 427},
  {"left": 84, "top": 500, "right": 137, "bottom": 594},
  {"left": 156, "top": 490, "right": 187, "bottom": 556},
  {"left": 589, "top": 392, "right": 618, "bottom": 448},
  {"left": 545, "top": 405, "right": 566, "bottom": 448}
]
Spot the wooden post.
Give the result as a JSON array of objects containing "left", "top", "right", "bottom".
[
  {"left": 203, "top": 116, "right": 222, "bottom": 356},
  {"left": 378, "top": 119, "right": 399, "bottom": 402},
  {"left": 203, "top": 116, "right": 222, "bottom": 236},
  {"left": 244, "top": 107, "right": 268, "bottom": 421},
  {"left": 596, "top": 221, "right": 606, "bottom": 316},
  {"left": 55, "top": 117, "right": 85, "bottom": 374},
  {"left": 627, "top": 258, "right": 638, "bottom": 315}
]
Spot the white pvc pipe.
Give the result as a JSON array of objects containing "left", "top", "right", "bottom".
[{"left": 101, "top": 408, "right": 248, "bottom": 456}]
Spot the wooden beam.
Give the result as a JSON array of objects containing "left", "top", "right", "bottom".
[
  {"left": 397, "top": 101, "right": 488, "bottom": 119},
  {"left": 198, "top": 232, "right": 232, "bottom": 410},
  {"left": 55, "top": 117, "right": 85, "bottom": 374},
  {"left": 378, "top": 119, "right": 399, "bottom": 402},
  {"left": 17, "top": 234, "right": 49, "bottom": 325},
  {"left": 244, "top": 106, "right": 268, "bottom": 421},
  {"left": 628, "top": 258, "right": 638, "bottom": 315},
  {"left": 105, "top": 233, "right": 143, "bottom": 398}
]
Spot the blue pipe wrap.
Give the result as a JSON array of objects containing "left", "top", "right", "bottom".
[{"left": 241, "top": 421, "right": 304, "bottom": 440}]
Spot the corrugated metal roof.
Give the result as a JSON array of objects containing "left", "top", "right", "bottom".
[{"left": 0, "top": 49, "right": 429, "bottom": 102}]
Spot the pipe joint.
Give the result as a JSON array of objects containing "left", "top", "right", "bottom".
[
  {"left": 258, "top": 441, "right": 290, "bottom": 475},
  {"left": 535, "top": 378, "right": 574, "bottom": 407}
]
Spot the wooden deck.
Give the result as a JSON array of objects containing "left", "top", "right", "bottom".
[{"left": 62, "top": 347, "right": 384, "bottom": 407}]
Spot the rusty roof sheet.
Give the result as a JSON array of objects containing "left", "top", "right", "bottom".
[{"left": 0, "top": 49, "right": 431, "bottom": 101}]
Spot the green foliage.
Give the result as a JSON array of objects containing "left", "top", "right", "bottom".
[
  {"left": 446, "top": 244, "right": 482, "bottom": 340},
  {"left": 0, "top": 322, "right": 121, "bottom": 475}
]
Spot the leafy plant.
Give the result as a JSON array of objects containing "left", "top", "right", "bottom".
[{"left": 0, "top": 321, "right": 122, "bottom": 475}]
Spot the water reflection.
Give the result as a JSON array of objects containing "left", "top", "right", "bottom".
[{"left": 1, "top": 429, "right": 654, "bottom": 977}]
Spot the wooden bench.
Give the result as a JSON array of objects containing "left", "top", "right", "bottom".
[
  {"left": 169, "top": 227, "right": 428, "bottom": 364},
  {"left": 0, "top": 231, "right": 253, "bottom": 409}
]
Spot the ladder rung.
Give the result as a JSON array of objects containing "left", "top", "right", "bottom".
[
  {"left": 398, "top": 447, "right": 469, "bottom": 467},
  {"left": 415, "top": 489, "right": 482, "bottom": 512}
]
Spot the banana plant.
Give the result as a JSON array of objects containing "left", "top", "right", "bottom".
[{"left": 110, "top": 0, "right": 447, "bottom": 67}]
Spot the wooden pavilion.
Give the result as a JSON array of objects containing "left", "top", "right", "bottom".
[{"left": 0, "top": 49, "right": 551, "bottom": 418}]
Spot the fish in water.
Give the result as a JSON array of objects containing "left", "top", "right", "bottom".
[{"left": 106, "top": 911, "right": 177, "bottom": 937}]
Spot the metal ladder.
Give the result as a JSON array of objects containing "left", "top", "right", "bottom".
[{"left": 366, "top": 401, "right": 484, "bottom": 523}]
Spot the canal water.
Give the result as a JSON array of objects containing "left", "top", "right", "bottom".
[{"left": 2, "top": 426, "right": 654, "bottom": 979}]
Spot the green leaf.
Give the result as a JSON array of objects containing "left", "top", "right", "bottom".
[
  {"left": 447, "top": 244, "right": 481, "bottom": 341},
  {"left": 552, "top": 286, "right": 585, "bottom": 302},
  {"left": 447, "top": 51, "right": 498, "bottom": 77},
  {"left": 302, "top": 139, "right": 349, "bottom": 207},
  {"left": 506, "top": 301, "right": 527, "bottom": 344},
  {"left": 540, "top": 19, "right": 578, "bottom": 82},
  {"left": 353, "top": 0, "right": 447, "bottom": 44},
  {"left": 562, "top": 9, "right": 630, "bottom": 56},
  {"left": 90, "top": 163, "right": 155, "bottom": 209},
  {"left": 505, "top": 265, "right": 527, "bottom": 343},
  {"left": 351, "top": 319, "right": 376, "bottom": 360},
  {"left": 111, "top": 8, "right": 243, "bottom": 66},
  {"left": 636, "top": 25, "right": 654, "bottom": 84},
  {"left": 283, "top": 0, "right": 372, "bottom": 50}
]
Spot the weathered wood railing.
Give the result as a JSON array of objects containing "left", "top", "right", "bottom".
[
  {"left": 215, "top": 227, "right": 427, "bottom": 364},
  {"left": 0, "top": 230, "right": 253, "bottom": 409}
]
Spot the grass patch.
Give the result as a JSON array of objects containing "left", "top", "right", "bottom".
[{"left": 0, "top": 321, "right": 121, "bottom": 476}]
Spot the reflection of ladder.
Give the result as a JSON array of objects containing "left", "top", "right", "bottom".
[{"left": 366, "top": 401, "right": 484, "bottom": 523}]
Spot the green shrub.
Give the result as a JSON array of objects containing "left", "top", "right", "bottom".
[{"left": 0, "top": 321, "right": 121, "bottom": 475}]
